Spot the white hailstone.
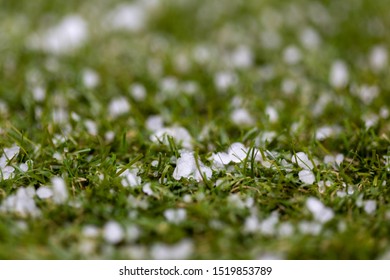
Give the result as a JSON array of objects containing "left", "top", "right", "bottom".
[
  {"left": 103, "top": 221, "right": 124, "bottom": 244},
  {"left": 32, "top": 86, "right": 46, "bottom": 102},
  {"left": 336, "top": 191, "right": 347, "bottom": 198},
  {"left": 51, "top": 177, "right": 68, "bottom": 204},
  {"left": 82, "top": 69, "right": 99, "bottom": 89},
  {"left": 230, "top": 108, "right": 255, "bottom": 126},
  {"left": 380, "top": 107, "right": 389, "bottom": 119},
  {"left": 19, "top": 163, "right": 29, "bottom": 172},
  {"left": 142, "top": 183, "right": 154, "bottom": 196},
  {"left": 164, "top": 208, "right": 187, "bottom": 224},
  {"left": 363, "top": 114, "right": 379, "bottom": 128},
  {"left": 84, "top": 119, "right": 98, "bottom": 136},
  {"left": 151, "top": 239, "right": 194, "bottom": 260},
  {"left": 181, "top": 81, "right": 198, "bottom": 95},
  {"left": 3, "top": 145, "right": 20, "bottom": 160},
  {"left": 329, "top": 60, "right": 349, "bottom": 89},
  {"left": 104, "top": 131, "right": 115, "bottom": 142},
  {"left": 278, "top": 222, "right": 294, "bottom": 237},
  {"left": 299, "top": 27, "right": 321, "bottom": 50},
  {"left": 126, "top": 225, "right": 141, "bottom": 242},
  {"left": 28, "top": 15, "right": 88, "bottom": 55},
  {"left": 36, "top": 186, "right": 53, "bottom": 199},
  {"left": 145, "top": 115, "right": 164, "bottom": 132},
  {"left": 244, "top": 214, "right": 260, "bottom": 233},
  {"left": 259, "top": 212, "right": 279, "bottom": 236},
  {"left": 306, "top": 197, "right": 334, "bottom": 223},
  {"left": 317, "top": 180, "right": 332, "bottom": 193},
  {"left": 265, "top": 106, "right": 279, "bottom": 122},
  {"left": 0, "top": 187, "right": 40, "bottom": 217},
  {"left": 183, "top": 194, "right": 192, "bottom": 203},
  {"left": 105, "top": 3, "right": 146, "bottom": 32},
  {"left": 324, "top": 154, "right": 344, "bottom": 167},
  {"left": 172, "top": 151, "right": 212, "bottom": 182},
  {"left": 128, "top": 195, "right": 149, "bottom": 210},
  {"left": 355, "top": 85, "right": 379, "bottom": 105},
  {"left": 292, "top": 152, "right": 314, "bottom": 170},
  {"left": 228, "top": 142, "right": 248, "bottom": 163},
  {"left": 151, "top": 126, "right": 193, "bottom": 150},
  {"left": 227, "top": 194, "right": 246, "bottom": 209},
  {"left": 121, "top": 169, "right": 141, "bottom": 188},
  {"left": 193, "top": 45, "right": 211, "bottom": 64},
  {"left": 283, "top": 45, "right": 302, "bottom": 65},
  {"left": 298, "top": 221, "right": 322, "bottom": 235},
  {"left": 130, "top": 83, "right": 146, "bottom": 101},
  {"left": 281, "top": 79, "right": 297, "bottom": 95},
  {"left": 53, "top": 152, "right": 63, "bottom": 161},
  {"left": 82, "top": 225, "right": 100, "bottom": 238},
  {"left": 52, "top": 108, "right": 68, "bottom": 124},
  {"left": 71, "top": 112, "right": 81, "bottom": 121},
  {"left": 211, "top": 152, "right": 232, "bottom": 168},
  {"left": 108, "top": 97, "right": 130, "bottom": 118},
  {"left": 1, "top": 166, "right": 15, "bottom": 180},
  {"left": 230, "top": 45, "right": 253, "bottom": 68},
  {"left": 315, "top": 126, "right": 335, "bottom": 140},
  {"left": 214, "top": 71, "right": 237, "bottom": 91},
  {"left": 369, "top": 45, "right": 388, "bottom": 72},
  {"left": 364, "top": 200, "right": 377, "bottom": 215},
  {"left": 160, "top": 76, "right": 178, "bottom": 94}
]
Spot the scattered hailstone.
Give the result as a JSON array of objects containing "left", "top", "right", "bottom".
[
  {"left": 105, "top": 131, "right": 115, "bottom": 142},
  {"left": 84, "top": 119, "right": 98, "bottom": 136},
  {"left": 315, "top": 126, "right": 338, "bottom": 141},
  {"left": 108, "top": 97, "right": 130, "bottom": 118},
  {"left": 329, "top": 60, "right": 349, "bottom": 89},
  {"left": 369, "top": 45, "right": 388, "bottom": 72},
  {"left": 324, "top": 154, "right": 344, "bottom": 168},
  {"left": 244, "top": 214, "right": 260, "bottom": 233},
  {"left": 151, "top": 126, "right": 193, "bottom": 150},
  {"left": 145, "top": 115, "right": 164, "bottom": 132},
  {"left": 150, "top": 239, "right": 194, "bottom": 260},
  {"left": 32, "top": 86, "right": 46, "bottom": 102},
  {"left": 0, "top": 187, "right": 40, "bottom": 218},
  {"left": 283, "top": 45, "right": 302, "bottom": 65},
  {"left": 105, "top": 3, "right": 146, "bottom": 32},
  {"left": 19, "top": 163, "right": 29, "bottom": 172},
  {"left": 82, "top": 69, "right": 99, "bottom": 89},
  {"left": 354, "top": 85, "right": 379, "bottom": 105},
  {"left": 292, "top": 152, "right": 314, "bottom": 170},
  {"left": 130, "top": 83, "right": 146, "bottom": 101},
  {"left": 364, "top": 200, "right": 377, "bottom": 215},
  {"left": 306, "top": 197, "right": 334, "bottom": 223},
  {"left": 103, "top": 221, "right": 124, "bottom": 244},
  {"left": 298, "top": 221, "right": 322, "bottom": 235},
  {"left": 278, "top": 222, "right": 294, "bottom": 237},
  {"left": 28, "top": 15, "right": 88, "bottom": 55},
  {"left": 227, "top": 194, "right": 246, "bottom": 209},
  {"left": 230, "top": 108, "right": 255, "bottom": 126},
  {"left": 164, "top": 208, "right": 187, "bottom": 224},
  {"left": 126, "top": 225, "right": 141, "bottom": 242},
  {"left": 36, "top": 186, "right": 53, "bottom": 199},
  {"left": 142, "top": 183, "right": 154, "bottom": 196},
  {"left": 228, "top": 142, "right": 248, "bottom": 163},
  {"left": 229, "top": 45, "right": 253, "bottom": 68},
  {"left": 214, "top": 71, "right": 237, "bottom": 91},
  {"left": 265, "top": 106, "right": 279, "bottom": 123},
  {"left": 299, "top": 27, "right": 321, "bottom": 50},
  {"left": 281, "top": 79, "right": 297, "bottom": 95},
  {"left": 317, "top": 180, "right": 332, "bottom": 193},
  {"left": 259, "top": 212, "right": 279, "bottom": 236},
  {"left": 121, "top": 168, "right": 141, "bottom": 188},
  {"left": 298, "top": 170, "right": 315, "bottom": 185},
  {"left": 51, "top": 176, "right": 68, "bottom": 205},
  {"left": 172, "top": 151, "right": 212, "bottom": 182},
  {"left": 82, "top": 225, "right": 100, "bottom": 238}
]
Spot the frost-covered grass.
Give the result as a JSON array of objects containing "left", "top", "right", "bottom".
[{"left": 1, "top": 0, "right": 390, "bottom": 259}]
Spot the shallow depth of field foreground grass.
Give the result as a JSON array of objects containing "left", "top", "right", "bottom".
[{"left": 0, "top": 0, "right": 390, "bottom": 259}]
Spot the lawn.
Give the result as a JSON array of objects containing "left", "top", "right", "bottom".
[{"left": 0, "top": 0, "right": 389, "bottom": 259}]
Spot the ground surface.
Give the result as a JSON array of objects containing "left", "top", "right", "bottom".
[{"left": 0, "top": 0, "right": 389, "bottom": 259}]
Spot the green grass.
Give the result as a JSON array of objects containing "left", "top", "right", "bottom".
[{"left": 0, "top": 0, "right": 389, "bottom": 259}]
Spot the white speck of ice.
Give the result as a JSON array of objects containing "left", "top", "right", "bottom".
[
  {"left": 259, "top": 212, "right": 279, "bottom": 236},
  {"left": 214, "top": 71, "right": 237, "bottom": 91},
  {"left": 369, "top": 45, "right": 388, "bottom": 72},
  {"left": 283, "top": 45, "right": 302, "bottom": 65},
  {"left": 121, "top": 169, "right": 141, "bottom": 188},
  {"left": 364, "top": 200, "right": 377, "bottom": 215},
  {"left": 230, "top": 108, "right": 255, "bottom": 126},
  {"left": 354, "top": 85, "right": 379, "bottom": 105},
  {"left": 173, "top": 151, "right": 212, "bottom": 182},
  {"left": 151, "top": 126, "right": 193, "bottom": 150},
  {"left": 164, "top": 208, "right": 187, "bottom": 224},
  {"left": 0, "top": 187, "right": 40, "bottom": 217},
  {"left": 227, "top": 194, "right": 246, "bottom": 209},
  {"left": 82, "top": 69, "right": 99, "bottom": 89},
  {"left": 84, "top": 119, "right": 98, "bottom": 136},
  {"left": 265, "top": 106, "right": 279, "bottom": 123},
  {"left": 315, "top": 126, "right": 335, "bottom": 140},
  {"left": 292, "top": 152, "right": 314, "bottom": 170},
  {"left": 32, "top": 86, "right": 46, "bottom": 102},
  {"left": 146, "top": 115, "right": 164, "bottom": 132},
  {"left": 108, "top": 97, "right": 130, "bottom": 118},
  {"left": 298, "top": 221, "right": 322, "bottom": 235},
  {"left": 130, "top": 83, "right": 146, "bottom": 101},
  {"left": 126, "top": 225, "right": 141, "bottom": 242},
  {"left": 230, "top": 45, "right": 253, "bottom": 68},
  {"left": 29, "top": 15, "right": 88, "bottom": 55},
  {"left": 151, "top": 239, "right": 194, "bottom": 260},
  {"left": 103, "top": 221, "right": 124, "bottom": 244},
  {"left": 244, "top": 214, "right": 260, "bottom": 233},
  {"left": 36, "top": 186, "right": 53, "bottom": 199},
  {"left": 105, "top": 3, "right": 146, "bottom": 32},
  {"left": 228, "top": 142, "right": 248, "bottom": 163},
  {"left": 278, "top": 222, "right": 294, "bottom": 237},
  {"left": 82, "top": 225, "right": 100, "bottom": 238},
  {"left": 306, "top": 197, "right": 334, "bottom": 223},
  {"left": 51, "top": 176, "right": 68, "bottom": 204},
  {"left": 298, "top": 169, "right": 315, "bottom": 184},
  {"left": 300, "top": 27, "right": 321, "bottom": 50},
  {"left": 329, "top": 60, "right": 349, "bottom": 89},
  {"left": 142, "top": 183, "right": 154, "bottom": 196},
  {"left": 19, "top": 163, "right": 29, "bottom": 172}
]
